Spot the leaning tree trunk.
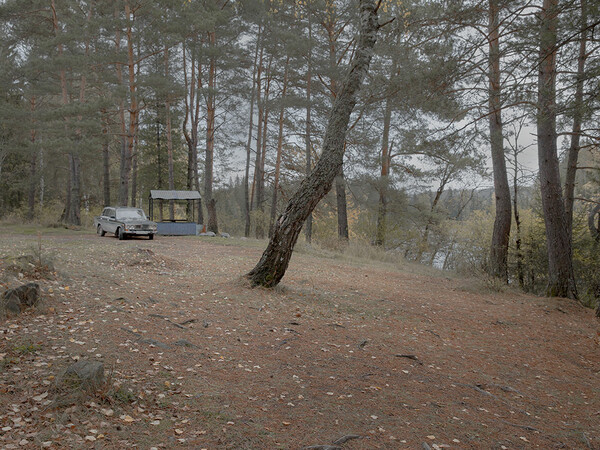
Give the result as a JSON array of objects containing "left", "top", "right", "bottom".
[
  {"left": 537, "top": 0, "right": 577, "bottom": 298},
  {"left": 488, "top": 0, "right": 511, "bottom": 282},
  {"left": 246, "top": 0, "right": 378, "bottom": 287}
]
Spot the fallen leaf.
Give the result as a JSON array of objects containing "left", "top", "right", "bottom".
[{"left": 33, "top": 392, "right": 49, "bottom": 402}]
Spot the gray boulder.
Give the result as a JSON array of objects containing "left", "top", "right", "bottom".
[
  {"left": 61, "top": 360, "right": 105, "bottom": 388},
  {"left": 1, "top": 283, "right": 40, "bottom": 316}
]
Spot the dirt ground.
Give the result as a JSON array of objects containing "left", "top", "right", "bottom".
[{"left": 0, "top": 228, "right": 599, "bottom": 449}]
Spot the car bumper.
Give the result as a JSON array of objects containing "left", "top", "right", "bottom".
[{"left": 124, "top": 230, "right": 155, "bottom": 235}]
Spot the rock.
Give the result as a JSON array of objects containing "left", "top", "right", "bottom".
[
  {"left": 61, "top": 360, "right": 104, "bottom": 388},
  {"left": 1, "top": 283, "right": 41, "bottom": 316},
  {"left": 140, "top": 338, "right": 170, "bottom": 349},
  {"left": 174, "top": 339, "right": 197, "bottom": 348},
  {"left": 220, "top": 232, "right": 231, "bottom": 238},
  {"left": 199, "top": 231, "right": 216, "bottom": 237}
]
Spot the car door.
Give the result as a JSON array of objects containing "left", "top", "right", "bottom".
[
  {"left": 99, "top": 208, "right": 110, "bottom": 231},
  {"left": 106, "top": 208, "right": 118, "bottom": 233}
]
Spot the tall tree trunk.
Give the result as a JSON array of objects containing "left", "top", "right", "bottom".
[
  {"left": 251, "top": 44, "right": 264, "bottom": 216},
  {"left": 488, "top": 0, "right": 511, "bottom": 282},
  {"left": 304, "top": 12, "right": 313, "bottom": 244},
  {"left": 27, "top": 153, "right": 37, "bottom": 220},
  {"left": 183, "top": 42, "right": 203, "bottom": 223},
  {"left": 245, "top": 27, "right": 261, "bottom": 238},
  {"left": 52, "top": 0, "right": 80, "bottom": 225},
  {"left": 256, "top": 57, "right": 272, "bottom": 239},
  {"left": 61, "top": 161, "right": 72, "bottom": 223},
  {"left": 121, "top": 1, "right": 138, "bottom": 208},
  {"left": 207, "top": 198, "right": 218, "bottom": 235},
  {"left": 269, "top": 57, "right": 290, "bottom": 237},
  {"left": 27, "top": 96, "right": 37, "bottom": 220},
  {"left": 205, "top": 31, "right": 217, "bottom": 233},
  {"left": 66, "top": 153, "right": 81, "bottom": 226},
  {"left": 156, "top": 111, "right": 164, "bottom": 222},
  {"left": 564, "top": 0, "right": 587, "bottom": 242},
  {"left": 325, "top": 16, "right": 350, "bottom": 242},
  {"left": 335, "top": 170, "right": 349, "bottom": 241},
  {"left": 537, "top": 0, "right": 577, "bottom": 298},
  {"left": 512, "top": 145, "right": 524, "bottom": 288},
  {"left": 38, "top": 145, "right": 44, "bottom": 208},
  {"left": 417, "top": 177, "right": 447, "bottom": 263},
  {"left": 115, "top": 4, "right": 128, "bottom": 207},
  {"left": 375, "top": 95, "right": 393, "bottom": 246},
  {"left": 165, "top": 46, "right": 175, "bottom": 220},
  {"left": 246, "top": 0, "right": 378, "bottom": 287},
  {"left": 130, "top": 133, "right": 138, "bottom": 207},
  {"left": 102, "top": 114, "right": 110, "bottom": 206}
]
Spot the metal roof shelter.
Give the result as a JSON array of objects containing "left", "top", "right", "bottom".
[
  {"left": 148, "top": 190, "right": 202, "bottom": 235},
  {"left": 150, "top": 190, "right": 201, "bottom": 201}
]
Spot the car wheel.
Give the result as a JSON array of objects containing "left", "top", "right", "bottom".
[
  {"left": 118, "top": 227, "right": 126, "bottom": 240},
  {"left": 148, "top": 234, "right": 154, "bottom": 240},
  {"left": 97, "top": 225, "right": 105, "bottom": 236}
]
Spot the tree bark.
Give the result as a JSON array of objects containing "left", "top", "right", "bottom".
[
  {"left": 336, "top": 169, "right": 349, "bottom": 241},
  {"left": 537, "top": 0, "right": 577, "bottom": 298},
  {"left": 256, "top": 56, "right": 272, "bottom": 239},
  {"left": 121, "top": 1, "right": 138, "bottom": 208},
  {"left": 130, "top": 132, "right": 138, "bottom": 207},
  {"left": 269, "top": 56, "right": 290, "bottom": 237},
  {"left": 304, "top": 12, "right": 313, "bottom": 244},
  {"left": 251, "top": 44, "right": 264, "bottom": 216},
  {"left": 488, "top": 0, "right": 511, "bottom": 282},
  {"left": 564, "top": 0, "right": 587, "bottom": 242},
  {"left": 165, "top": 46, "right": 175, "bottom": 220},
  {"left": 324, "top": 12, "right": 350, "bottom": 242},
  {"left": 205, "top": 31, "right": 217, "bottom": 232},
  {"left": 417, "top": 176, "right": 448, "bottom": 263},
  {"left": 207, "top": 198, "right": 218, "bottom": 235},
  {"left": 245, "top": 27, "right": 261, "bottom": 237},
  {"left": 512, "top": 142, "right": 524, "bottom": 288},
  {"left": 183, "top": 41, "right": 203, "bottom": 224},
  {"left": 375, "top": 95, "right": 393, "bottom": 247},
  {"left": 52, "top": 0, "right": 81, "bottom": 225},
  {"left": 66, "top": 153, "right": 81, "bottom": 226},
  {"left": 102, "top": 113, "right": 110, "bottom": 207},
  {"left": 246, "top": 0, "right": 378, "bottom": 287},
  {"left": 27, "top": 96, "right": 37, "bottom": 220},
  {"left": 156, "top": 107, "right": 164, "bottom": 222}
]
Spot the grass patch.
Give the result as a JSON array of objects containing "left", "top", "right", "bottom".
[
  {"left": 1, "top": 232, "right": 57, "bottom": 279},
  {"left": 0, "top": 223, "right": 89, "bottom": 236},
  {"left": 13, "top": 341, "right": 42, "bottom": 355}
]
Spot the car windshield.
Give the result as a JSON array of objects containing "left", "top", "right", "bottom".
[{"left": 116, "top": 209, "right": 147, "bottom": 220}]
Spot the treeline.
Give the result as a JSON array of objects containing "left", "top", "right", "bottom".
[{"left": 1, "top": 1, "right": 599, "bottom": 300}]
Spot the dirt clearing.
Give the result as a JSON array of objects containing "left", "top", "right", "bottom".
[{"left": 1, "top": 229, "right": 599, "bottom": 449}]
